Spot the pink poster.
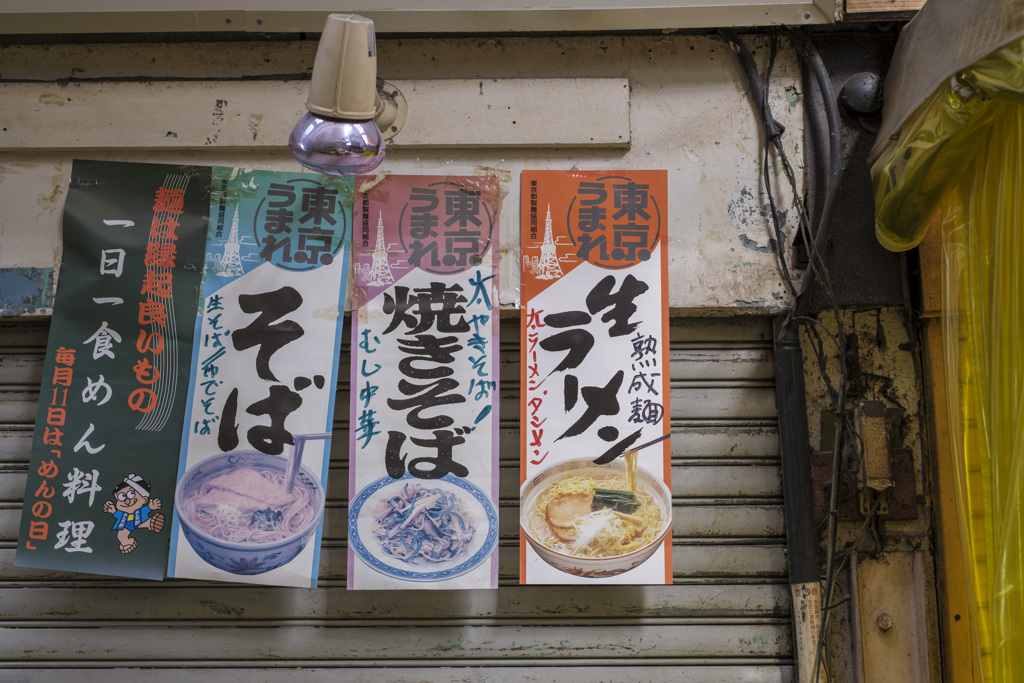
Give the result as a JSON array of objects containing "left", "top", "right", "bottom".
[{"left": 348, "top": 175, "right": 502, "bottom": 590}]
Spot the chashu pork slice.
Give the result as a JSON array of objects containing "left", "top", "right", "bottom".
[
  {"left": 546, "top": 492, "right": 594, "bottom": 541},
  {"left": 197, "top": 467, "right": 294, "bottom": 511}
]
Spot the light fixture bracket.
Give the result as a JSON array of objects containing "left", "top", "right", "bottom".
[{"left": 375, "top": 81, "right": 408, "bottom": 141}]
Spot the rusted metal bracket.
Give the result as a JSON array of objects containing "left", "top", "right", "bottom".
[
  {"left": 811, "top": 448, "right": 917, "bottom": 523},
  {"left": 856, "top": 400, "right": 895, "bottom": 516}
]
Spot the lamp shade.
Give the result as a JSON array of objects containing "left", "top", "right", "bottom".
[
  {"left": 288, "top": 112, "right": 385, "bottom": 175},
  {"left": 291, "top": 13, "right": 385, "bottom": 176},
  {"left": 306, "top": 13, "right": 378, "bottom": 121}
]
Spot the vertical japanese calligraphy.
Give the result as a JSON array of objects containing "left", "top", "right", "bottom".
[
  {"left": 348, "top": 175, "right": 501, "bottom": 590},
  {"left": 519, "top": 170, "right": 672, "bottom": 585},
  {"left": 167, "top": 168, "right": 352, "bottom": 588},
  {"left": 15, "top": 160, "right": 209, "bottom": 580}
]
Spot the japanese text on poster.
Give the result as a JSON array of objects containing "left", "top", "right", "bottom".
[
  {"left": 15, "top": 159, "right": 210, "bottom": 580},
  {"left": 167, "top": 167, "right": 352, "bottom": 588},
  {"left": 519, "top": 170, "right": 672, "bottom": 585},
  {"left": 348, "top": 175, "right": 501, "bottom": 590}
]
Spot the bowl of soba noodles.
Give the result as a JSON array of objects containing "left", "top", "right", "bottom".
[
  {"left": 520, "top": 457, "right": 672, "bottom": 578},
  {"left": 174, "top": 451, "right": 325, "bottom": 575}
]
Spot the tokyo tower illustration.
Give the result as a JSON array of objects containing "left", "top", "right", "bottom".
[
  {"left": 367, "top": 212, "right": 395, "bottom": 286},
  {"left": 210, "top": 207, "right": 244, "bottom": 277},
  {"left": 536, "top": 204, "right": 563, "bottom": 280}
]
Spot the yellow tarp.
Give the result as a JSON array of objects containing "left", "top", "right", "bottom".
[
  {"left": 872, "top": 37, "right": 1024, "bottom": 252},
  {"left": 872, "top": 38, "right": 1024, "bottom": 682}
]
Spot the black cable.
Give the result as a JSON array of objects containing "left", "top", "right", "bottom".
[
  {"left": 719, "top": 29, "right": 798, "bottom": 297},
  {"left": 786, "top": 28, "right": 843, "bottom": 319},
  {"left": 722, "top": 27, "right": 842, "bottom": 317},
  {"left": 764, "top": 145, "right": 798, "bottom": 297},
  {"left": 762, "top": 33, "right": 798, "bottom": 297},
  {"left": 719, "top": 29, "right": 785, "bottom": 141},
  {"left": 816, "top": 495, "right": 882, "bottom": 677},
  {"left": 778, "top": 44, "right": 850, "bottom": 682},
  {"left": 721, "top": 27, "right": 843, "bottom": 312},
  {"left": 720, "top": 28, "right": 853, "bottom": 683},
  {"left": 799, "top": 317, "right": 841, "bottom": 403}
]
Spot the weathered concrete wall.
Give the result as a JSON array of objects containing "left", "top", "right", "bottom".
[
  {"left": 799, "top": 307, "right": 941, "bottom": 682},
  {"left": 0, "top": 33, "right": 804, "bottom": 315}
]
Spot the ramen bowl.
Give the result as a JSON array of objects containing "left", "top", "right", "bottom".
[
  {"left": 520, "top": 458, "right": 672, "bottom": 578},
  {"left": 174, "top": 451, "right": 325, "bottom": 576}
]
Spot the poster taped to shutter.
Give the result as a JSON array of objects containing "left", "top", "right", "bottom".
[
  {"left": 519, "top": 170, "right": 672, "bottom": 585},
  {"left": 15, "top": 159, "right": 209, "bottom": 580},
  {"left": 347, "top": 175, "right": 501, "bottom": 590},
  {"left": 167, "top": 167, "right": 352, "bottom": 588}
]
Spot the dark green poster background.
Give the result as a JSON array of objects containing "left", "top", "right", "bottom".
[{"left": 15, "top": 159, "right": 210, "bottom": 580}]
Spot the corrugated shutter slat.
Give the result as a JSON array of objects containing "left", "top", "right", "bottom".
[{"left": 0, "top": 316, "right": 792, "bottom": 679}]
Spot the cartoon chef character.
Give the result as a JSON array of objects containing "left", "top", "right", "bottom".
[{"left": 101, "top": 473, "right": 164, "bottom": 554}]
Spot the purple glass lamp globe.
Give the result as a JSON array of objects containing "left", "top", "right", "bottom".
[{"left": 288, "top": 111, "right": 385, "bottom": 176}]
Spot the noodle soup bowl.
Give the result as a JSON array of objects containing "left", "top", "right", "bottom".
[
  {"left": 175, "top": 451, "right": 325, "bottom": 576},
  {"left": 520, "top": 458, "right": 672, "bottom": 578}
]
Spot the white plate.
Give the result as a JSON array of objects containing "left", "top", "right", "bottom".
[{"left": 349, "top": 474, "right": 498, "bottom": 582}]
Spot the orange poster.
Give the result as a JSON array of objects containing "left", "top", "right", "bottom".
[{"left": 519, "top": 170, "right": 672, "bottom": 585}]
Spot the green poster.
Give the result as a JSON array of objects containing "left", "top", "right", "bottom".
[{"left": 15, "top": 160, "right": 209, "bottom": 580}]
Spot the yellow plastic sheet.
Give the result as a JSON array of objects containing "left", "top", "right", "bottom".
[
  {"left": 872, "top": 39, "right": 1024, "bottom": 682},
  {"left": 941, "top": 103, "right": 1024, "bottom": 679},
  {"left": 872, "top": 37, "right": 1024, "bottom": 252}
]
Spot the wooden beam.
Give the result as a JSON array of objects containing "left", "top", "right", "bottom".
[
  {"left": 917, "top": 210, "right": 944, "bottom": 318},
  {"left": 0, "top": 78, "right": 630, "bottom": 151},
  {"left": 846, "top": 0, "right": 925, "bottom": 14},
  {"left": 918, "top": 214, "right": 980, "bottom": 682},
  {"left": 0, "top": 0, "right": 837, "bottom": 34},
  {"left": 922, "top": 317, "right": 980, "bottom": 683}
]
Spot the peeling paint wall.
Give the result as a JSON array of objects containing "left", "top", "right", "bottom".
[
  {"left": 799, "top": 307, "right": 941, "bottom": 682},
  {"left": 0, "top": 34, "right": 804, "bottom": 316}
]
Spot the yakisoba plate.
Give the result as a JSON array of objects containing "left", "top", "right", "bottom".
[{"left": 349, "top": 474, "right": 498, "bottom": 582}]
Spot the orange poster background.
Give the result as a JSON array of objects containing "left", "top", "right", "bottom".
[
  {"left": 518, "top": 170, "right": 671, "bottom": 584},
  {"left": 520, "top": 169, "right": 668, "bottom": 300}
]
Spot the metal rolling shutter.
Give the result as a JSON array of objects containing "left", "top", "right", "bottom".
[{"left": 0, "top": 315, "right": 792, "bottom": 681}]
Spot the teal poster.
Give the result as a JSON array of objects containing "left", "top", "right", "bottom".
[{"left": 167, "top": 168, "right": 353, "bottom": 588}]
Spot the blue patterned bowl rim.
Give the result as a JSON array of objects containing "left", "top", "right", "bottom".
[
  {"left": 174, "top": 451, "right": 325, "bottom": 551},
  {"left": 349, "top": 473, "right": 498, "bottom": 582}
]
